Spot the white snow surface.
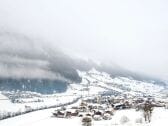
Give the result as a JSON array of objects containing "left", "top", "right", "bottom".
[{"left": 0, "top": 106, "right": 168, "bottom": 126}]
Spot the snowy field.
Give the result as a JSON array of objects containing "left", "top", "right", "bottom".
[
  {"left": 0, "top": 107, "right": 167, "bottom": 126},
  {"left": 0, "top": 92, "right": 81, "bottom": 120}
]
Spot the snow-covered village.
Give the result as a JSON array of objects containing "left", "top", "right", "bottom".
[
  {"left": 0, "top": 69, "right": 168, "bottom": 126},
  {"left": 0, "top": 0, "right": 168, "bottom": 126}
]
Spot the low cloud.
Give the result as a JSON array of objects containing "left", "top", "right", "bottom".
[
  {"left": 0, "top": 32, "right": 74, "bottom": 82},
  {"left": 0, "top": 0, "right": 168, "bottom": 80}
]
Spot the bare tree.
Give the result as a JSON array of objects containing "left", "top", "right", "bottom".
[{"left": 143, "top": 101, "right": 153, "bottom": 122}]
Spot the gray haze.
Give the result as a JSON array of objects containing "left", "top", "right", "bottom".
[{"left": 0, "top": 0, "right": 168, "bottom": 80}]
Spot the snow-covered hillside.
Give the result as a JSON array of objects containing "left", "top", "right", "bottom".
[{"left": 69, "top": 69, "right": 165, "bottom": 98}]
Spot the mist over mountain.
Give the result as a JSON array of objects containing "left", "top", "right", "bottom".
[
  {"left": 0, "top": 31, "right": 81, "bottom": 82},
  {"left": 0, "top": 31, "right": 166, "bottom": 94}
]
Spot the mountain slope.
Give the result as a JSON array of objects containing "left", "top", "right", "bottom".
[
  {"left": 68, "top": 69, "right": 165, "bottom": 98},
  {"left": 0, "top": 31, "right": 167, "bottom": 94}
]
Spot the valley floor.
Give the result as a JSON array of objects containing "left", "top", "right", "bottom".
[{"left": 0, "top": 107, "right": 167, "bottom": 126}]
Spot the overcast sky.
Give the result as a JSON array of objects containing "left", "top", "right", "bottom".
[{"left": 0, "top": 0, "right": 168, "bottom": 80}]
